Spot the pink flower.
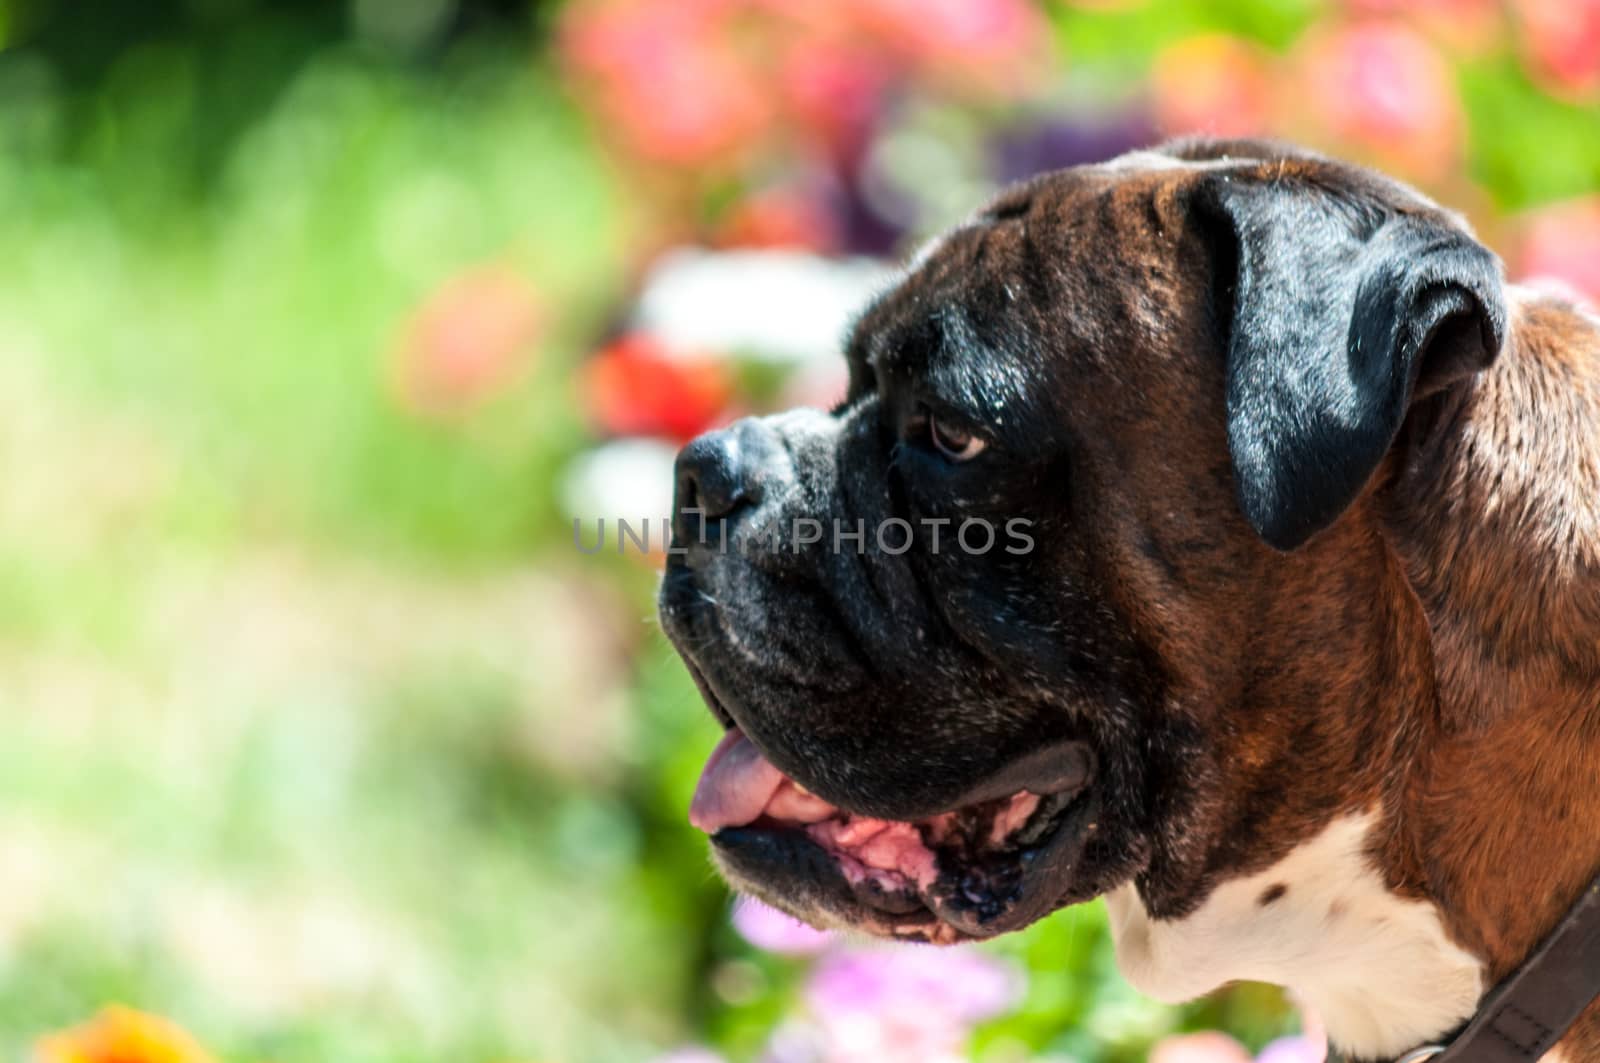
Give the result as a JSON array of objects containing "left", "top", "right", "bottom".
[
  {"left": 559, "top": 0, "right": 773, "bottom": 166},
  {"left": 558, "top": 0, "right": 1053, "bottom": 174},
  {"left": 850, "top": 0, "right": 1049, "bottom": 88},
  {"left": 776, "top": 39, "right": 890, "bottom": 160},
  {"left": 804, "top": 946, "right": 1021, "bottom": 1029},
  {"left": 732, "top": 897, "right": 835, "bottom": 954},
  {"left": 1518, "top": 197, "right": 1600, "bottom": 306},
  {"left": 1151, "top": 34, "right": 1275, "bottom": 138},
  {"left": 1294, "top": 20, "right": 1463, "bottom": 181},
  {"left": 1511, "top": 0, "right": 1600, "bottom": 102}
]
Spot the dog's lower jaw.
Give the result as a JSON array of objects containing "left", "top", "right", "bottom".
[{"left": 1104, "top": 810, "right": 1484, "bottom": 1062}]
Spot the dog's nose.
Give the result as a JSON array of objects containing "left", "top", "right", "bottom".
[{"left": 672, "top": 419, "right": 775, "bottom": 550}]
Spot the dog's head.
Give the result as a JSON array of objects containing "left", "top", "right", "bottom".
[{"left": 658, "top": 138, "right": 1505, "bottom": 944}]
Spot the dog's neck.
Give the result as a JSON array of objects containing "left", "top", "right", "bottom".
[
  {"left": 1382, "top": 288, "right": 1600, "bottom": 1059},
  {"left": 1111, "top": 292, "right": 1600, "bottom": 1063}
]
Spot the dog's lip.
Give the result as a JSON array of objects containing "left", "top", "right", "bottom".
[
  {"left": 677, "top": 640, "right": 1093, "bottom": 824},
  {"left": 693, "top": 726, "right": 1098, "bottom": 942},
  {"left": 709, "top": 786, "right": 1098, "bottom": 943},
  {"left": 680, "top": 656, "right": 736, "bottom": 732}
]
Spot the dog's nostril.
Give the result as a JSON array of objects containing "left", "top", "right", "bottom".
[
  {"left": 672, "top": 426, "right": 763, "bottom": 549},
  {"left": 682, "top": 466, "right": 744, "bottom": 521}
]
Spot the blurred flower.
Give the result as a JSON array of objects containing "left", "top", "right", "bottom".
[
  {"left": 632, "top": 249, "right": 889, "bottom": 365},
  {"left": 777, "top": 39, "right": 891, "bottom": 162},
  {"left": 561, "top": 437, "right": 680, "bottom": 543},
  {"left": 733, "top": 896, "right": 834, "bottom": 954},
  {"left": 1518, "top": 197, "right": 1600, "bottom": 305},
  {"left": 1150, "top": 34, "right": 1275, "bottom": 138},
  {"left": 1150, "top": 1002, "right": 1326, "bottom": 1063},
  {"left": 850, "top": 0, "right": 1051, "bottom": 89},
  {"left": 1337, "top": 0, "right": 1503, "bottom": 55},
  {"left": 560, "top": 0, "right": 774, "bottom": 166},
  {"left": 802, "top": 946, "right": 1022, "bottom": 1062},
  {"left": 1511, "top": 0, "right": 1600, "bottom": 102},
  {"left": 988, "top": 108, "right": 1157, "bottom": 185},
  {"left": 717, "top": 186, "right": 842, "bottom": 253},
  {"left": 1151, "top": 1031, "right": 1255, "bottom": 1063},
  {"left": 650, "top": 1049, "right": 729, "bottom": 1063},
  {"left": 1257, "top": 1034, "right": 1328, "bottom": 1063},
  {"left": 391, "top": 265, "right": 544, "bottom": 418},
  {"left": 33, "top": 1006, "right": 217, "bottom": 1063},
  {"left": 1294, "top": 20, "right": 1464, "bottom": 182},
  {"left": 560, "top": 0, "right": 1052, "bottom": 176},
  {"left": 581, "top": 333, "right": 736, "bottom": 441}
]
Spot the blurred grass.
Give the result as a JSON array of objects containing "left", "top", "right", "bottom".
[{"left": 0, "top": 32, "right": 744, "bottom": 1059}]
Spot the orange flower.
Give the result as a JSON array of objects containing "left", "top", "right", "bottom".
[
  {"left": 391, "top": 265, "right": 545, "bottom": 418},
  {"left": 33, "top": 1005, "right": 217, "bottom": 1063},
  {"left": 1336, "top": 0, "right": 1504, "bottom": 56},
  {"left": 1151, "top": 34, "right": 1275, "bottom": 138}
]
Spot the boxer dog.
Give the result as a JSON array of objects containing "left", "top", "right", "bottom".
[{"left": 658, "top": 138, "right": 1600, "bottom": 1062}]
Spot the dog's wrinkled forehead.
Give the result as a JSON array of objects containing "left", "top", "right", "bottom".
[{"left": 845, "top": 153, "right": 1200, "bottom": 410}]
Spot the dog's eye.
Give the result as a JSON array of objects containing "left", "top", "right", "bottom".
[{"left": 928, "top": 413, "right": 987, "bottom": 462}]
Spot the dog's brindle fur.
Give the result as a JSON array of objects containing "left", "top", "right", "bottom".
[
  {"left": 1386, "top": 294, "right": 1600, "bottom": 1060},
  {"left": 661, "top": 138, "right": 1600, "bottom": 1060}
]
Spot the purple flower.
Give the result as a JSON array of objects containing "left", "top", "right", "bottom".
[
  {"left": 1257, "top": 1035, "right": 1327, "bottom": 1063},
  {"left": 987, "top": 109, "right": 1157, "bottom": 186},
  {"left": 732, "top": 897, "right": 834, "bottom": 955}
]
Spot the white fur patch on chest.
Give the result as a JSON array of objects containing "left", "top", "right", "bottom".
[{"left": 1104, "top": 811, "right": 1485, "bottom": 1060}]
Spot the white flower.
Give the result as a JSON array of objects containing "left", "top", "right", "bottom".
[{"left": 634, "top": 248, "right": 892, "bottom": 365}]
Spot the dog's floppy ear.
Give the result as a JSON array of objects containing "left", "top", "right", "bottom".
[{"left": 1196, "top": 171, "right": 1506, "bottom": 551}]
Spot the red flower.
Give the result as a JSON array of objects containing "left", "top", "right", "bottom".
[
  {"left": 582, "top": 333, "right": 736, "bottom": 441},
  {"left": 1512, "top": 0, "right": 1600, "bottom": 102}
]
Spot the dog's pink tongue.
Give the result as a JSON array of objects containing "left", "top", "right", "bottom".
[{"left": 690, "top": 729, "right": 786, "bottom": 833}]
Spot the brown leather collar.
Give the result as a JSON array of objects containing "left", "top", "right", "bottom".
[{"left": 1391, "top": 875, "right": 1600, "bottom": 1063}]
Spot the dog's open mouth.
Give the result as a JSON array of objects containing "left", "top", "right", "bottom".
[{"left": 690, "top": 727, "right": 1096, "bottom": 944}]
